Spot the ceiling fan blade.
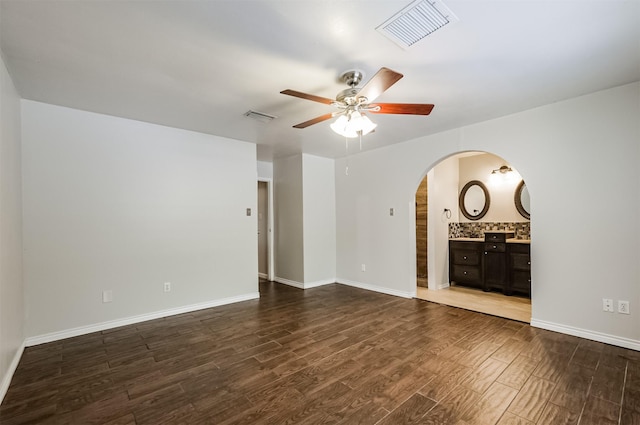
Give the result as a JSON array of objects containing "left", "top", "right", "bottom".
[
  {"left": 292, "top": 112, "right": 335, "bottom": 129},
  {"left": 356, "top": 67, "right": 403, "bottom": 103},
  {"left": 280, "top": 89, "right": 334, "bottom": 105},
  {"left": 369, "top": 103, "right": 435, "bottom": 115}
]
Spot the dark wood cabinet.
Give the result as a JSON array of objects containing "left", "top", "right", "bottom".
[
  {"left": 507, "top": 243, "right": 531, "bottom": 297},
  {"left": 449, "top": 240, "right": 483, "bottom": 289},
  {"left": 482, "top": 231, "right": 513, "bottom": 292},
  {"left": 483, "top": 242, "right": 507, "bottom": 291},
  {"left": 449, "top": 232, "right": 530, "bottom": 298}
]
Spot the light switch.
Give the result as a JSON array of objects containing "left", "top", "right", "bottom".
[
  {"left": 103, "top": 290, "right": 113, "bottom": 303},
  {"left": 246, "top": 208, "right": 251, "bottom": 216},
  {"left": 390, "top": 208, "right": 394, "bottom": 216}
]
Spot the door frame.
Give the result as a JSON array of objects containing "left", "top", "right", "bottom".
[{"left": 258, "top": 178, "right": 275, "bottom": 281}]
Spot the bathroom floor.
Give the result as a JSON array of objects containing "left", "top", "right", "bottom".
[{"left": 416, "top": 285, "right": 531, "bottom": 323}]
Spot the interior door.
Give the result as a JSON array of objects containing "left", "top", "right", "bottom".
[{"left": 257, "top": 181, "right": 268, "bottom": 278}]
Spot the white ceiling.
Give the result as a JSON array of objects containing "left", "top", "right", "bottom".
[{"left": 1, "top": 1, "right": 639, "bottom": 161}]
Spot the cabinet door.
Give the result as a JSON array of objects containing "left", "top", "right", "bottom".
[{"left": 484, "top": 250, "right": 507, "bottom": 291}]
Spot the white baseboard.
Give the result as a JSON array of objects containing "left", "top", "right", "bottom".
[
  {"left": 274, "top": 277, "right": 334, "bottom": 289},
  {"left": 0, "top": 340, "right": 25, "bottom": 405},
  {"left": 435, "top": 282, "right": 451, "bottom": 290},
  {"left": 258, "top": 272, "right": 268, "bottom": 279},
  {"left": 530, "top": 319, "right": 640, "bottom": 351},
  {"left": 275, "top": 277, "right": 304, "bottom": 289},
  {"left": 25, "top": 292, "right": 260, "bottom": 347},
  {"left": 304, "top": 278, "right": 336, "bottom": 289},
  {"left": 337, "top": 279, "right": 413, "bottom": 299}
]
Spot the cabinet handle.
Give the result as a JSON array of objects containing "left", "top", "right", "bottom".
[
  {"left": 463, "top": 271, "right": 468, "bottom": 275},
  {"left": 493, "top": 245, "right": 497, "bottom": 249},
  {"left": 528, "top": 261, "right": 531, "bottom": 265},
  {"left": 463, "top": 256, "right": 467, "bottom": 260}
]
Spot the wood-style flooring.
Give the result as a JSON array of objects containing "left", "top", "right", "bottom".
[
  {"left": 416, "top": 285, "right": 532, "bottom": 323},
  {"left": 2, "top": 281, "right": 639, "bottom": 424}
]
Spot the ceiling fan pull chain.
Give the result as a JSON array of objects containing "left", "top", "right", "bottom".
[
  {"left": 359, "top": 131, "right": 363, "bottom": 151},
  {"left": 345, "top": 136, "right": 350, "bottom": 176}
]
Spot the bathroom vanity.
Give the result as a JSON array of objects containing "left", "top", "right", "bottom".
[{"left": 449, "top": 231, "right": 531, "bottom": 297}]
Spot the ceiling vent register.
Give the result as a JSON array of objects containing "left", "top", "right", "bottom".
[
  {"left": 243, "top": 110, "right": 277, "bottom": 123},
  {"left": 376, "top": 0, "right": 459, "bottom": 49}
]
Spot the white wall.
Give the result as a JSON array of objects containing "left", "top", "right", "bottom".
[
  {"left": 0, "top": 54, "right": 24, "bottom": 401},
  {"left": 257, "top": 160, "right": 273, "bottom": 180},
  {"left": 427, "top": 156, "right": 459, "bottom": 290},
  {"left": 21, "top": 101, "right": 259, "bottom": 340},
  {"left": 459, "top": 153, "right": 527, "bottom": 223},
  {"left": 302, "top": 154, "right": 336, "bottom": 285},
  {"left": 274, "top": 154, "right": 304, "bottom": 283},
  {"left": 336, "top": 82, "right": 640, "bottom": 349},
  {"left": 274, "top": 153, "right": 336, "bottom": 287}
]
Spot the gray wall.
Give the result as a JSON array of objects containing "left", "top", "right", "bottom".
[
  {"left": 336, "top": 82, "right": 640, "bottom": 349},
  {"left": 0, "top": 54, "right": 24, "bottom": 400},
  {"left": 21, "top": 100, "right": 259, "bottom": 340}
]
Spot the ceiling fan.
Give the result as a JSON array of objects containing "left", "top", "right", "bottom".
[{"left": 280, "top": 67, "right": 434, "bottom": 138}]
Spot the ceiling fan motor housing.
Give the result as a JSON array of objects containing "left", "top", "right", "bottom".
[{"left": 336, "top": 88, "right": 361, "bottom": 105}]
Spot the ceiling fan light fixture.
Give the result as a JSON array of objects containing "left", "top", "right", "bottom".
[{"left": 330, "top": 112, "right": 377, "bottom": 138}]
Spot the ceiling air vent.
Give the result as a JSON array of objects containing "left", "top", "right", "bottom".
[
  {"left": 376, "top": 0, "right": 459, "bottom": 49},
  {"left": 243, "top": 110, "right": 277, "bottom": 123}
]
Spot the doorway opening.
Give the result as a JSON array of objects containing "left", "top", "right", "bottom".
[
  {"left": 257, "top": 179, "right": 274, "bottom": 282},
  {"left": 414, "top": 151, "right": 531, "bottom": 323}
]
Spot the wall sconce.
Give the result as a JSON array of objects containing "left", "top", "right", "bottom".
[{"left": 491, "top": 165, "right": 512, "bottom": 175}]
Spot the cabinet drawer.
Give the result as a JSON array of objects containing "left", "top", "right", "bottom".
[
  {"left": 485, "top": 232, "right": 512, "bottom": 243},
  {"left": 451, "top": 250, "right": 481, "bottom": 265},
  {"left": 451, "top": 266, "right": 481, "bottom": 283},
  {"left": 484, "top": 243, "right": 506, "bottom": 253},
  {"left": 508, "top": 243, "right": 530, "bottom": 254},
  {"left": 511, "top": 254, "right": 531, "bottom": 270}
]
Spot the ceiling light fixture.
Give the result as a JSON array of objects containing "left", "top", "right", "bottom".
[{"left": 330, "top": 110, "right": 377, "bottom": 138}]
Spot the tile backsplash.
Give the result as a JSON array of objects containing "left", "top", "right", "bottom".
[{"left": 449, "top": 222, "right": 530, "bottom": 240}]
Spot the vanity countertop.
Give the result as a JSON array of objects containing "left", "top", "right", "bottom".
[
  {"left": 506, "top": 238, "right": 531, "bottom": 244},
  {"left": 449, "top": 237, "right": 531, "bottom": 244}
]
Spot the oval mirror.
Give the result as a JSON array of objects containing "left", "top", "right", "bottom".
[
  {"left": 515, "top": 180, "right": 530, "bottom": 219},
  {"left": 459, "top": 180, "right": 490, "bottom": 220}
]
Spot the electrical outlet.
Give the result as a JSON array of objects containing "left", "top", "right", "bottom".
[
  {"left": 164, "top": 282, "right": 171, "bottom": 292},
  {"left": 603, "top": 298, "right": 614, "bottom": 312},
  {"left": 361, "top": 264, "right": 366, "bottom": 272},
  {"left": 618, "top": 300, "right": 630, "bottom": 315}
]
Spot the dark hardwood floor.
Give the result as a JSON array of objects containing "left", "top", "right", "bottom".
[{"left": 2, "top": 281, "right": 639, "bottom": 424}]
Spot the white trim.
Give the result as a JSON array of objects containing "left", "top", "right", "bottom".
[
  {"left": 0, "top": 340, "right": 26, "bottom": 404},
  {"left": 436, "top": 282, "right": 451, "bottom": 290},
  {"left": 530, "top": 319, "right": 640, "bottom": 351},
  {"left": 275, "top": 277, "right": 336, "bottom": 289},
  {"left": 258, "top": 272, "right": 268, "bottom": 279},
  {"left": 25, "top": 292, "right": 260, "bottom": 347},
  {"left": 258, "top": 177, "right": 275, "bottom": 282},
  {"left": 275, "top": 277, "right": 304, "bottom": 289},
  {"left": 337, "top": 279, "right": 413, "bottom": 299},
  {"left": 304, "top": 278, "right": 335, "bottom": 289}
]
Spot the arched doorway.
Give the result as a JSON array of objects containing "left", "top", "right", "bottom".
[{"left": 414, "top": 151, "right": 532, "bottom": 322}]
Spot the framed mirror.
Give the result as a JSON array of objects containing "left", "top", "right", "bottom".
[
  {"left": 459, "top": 180, "right": 490, "bottom": 220},
  {"left": 515, "top": 180, "right": 530, "bottom": 219}
]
